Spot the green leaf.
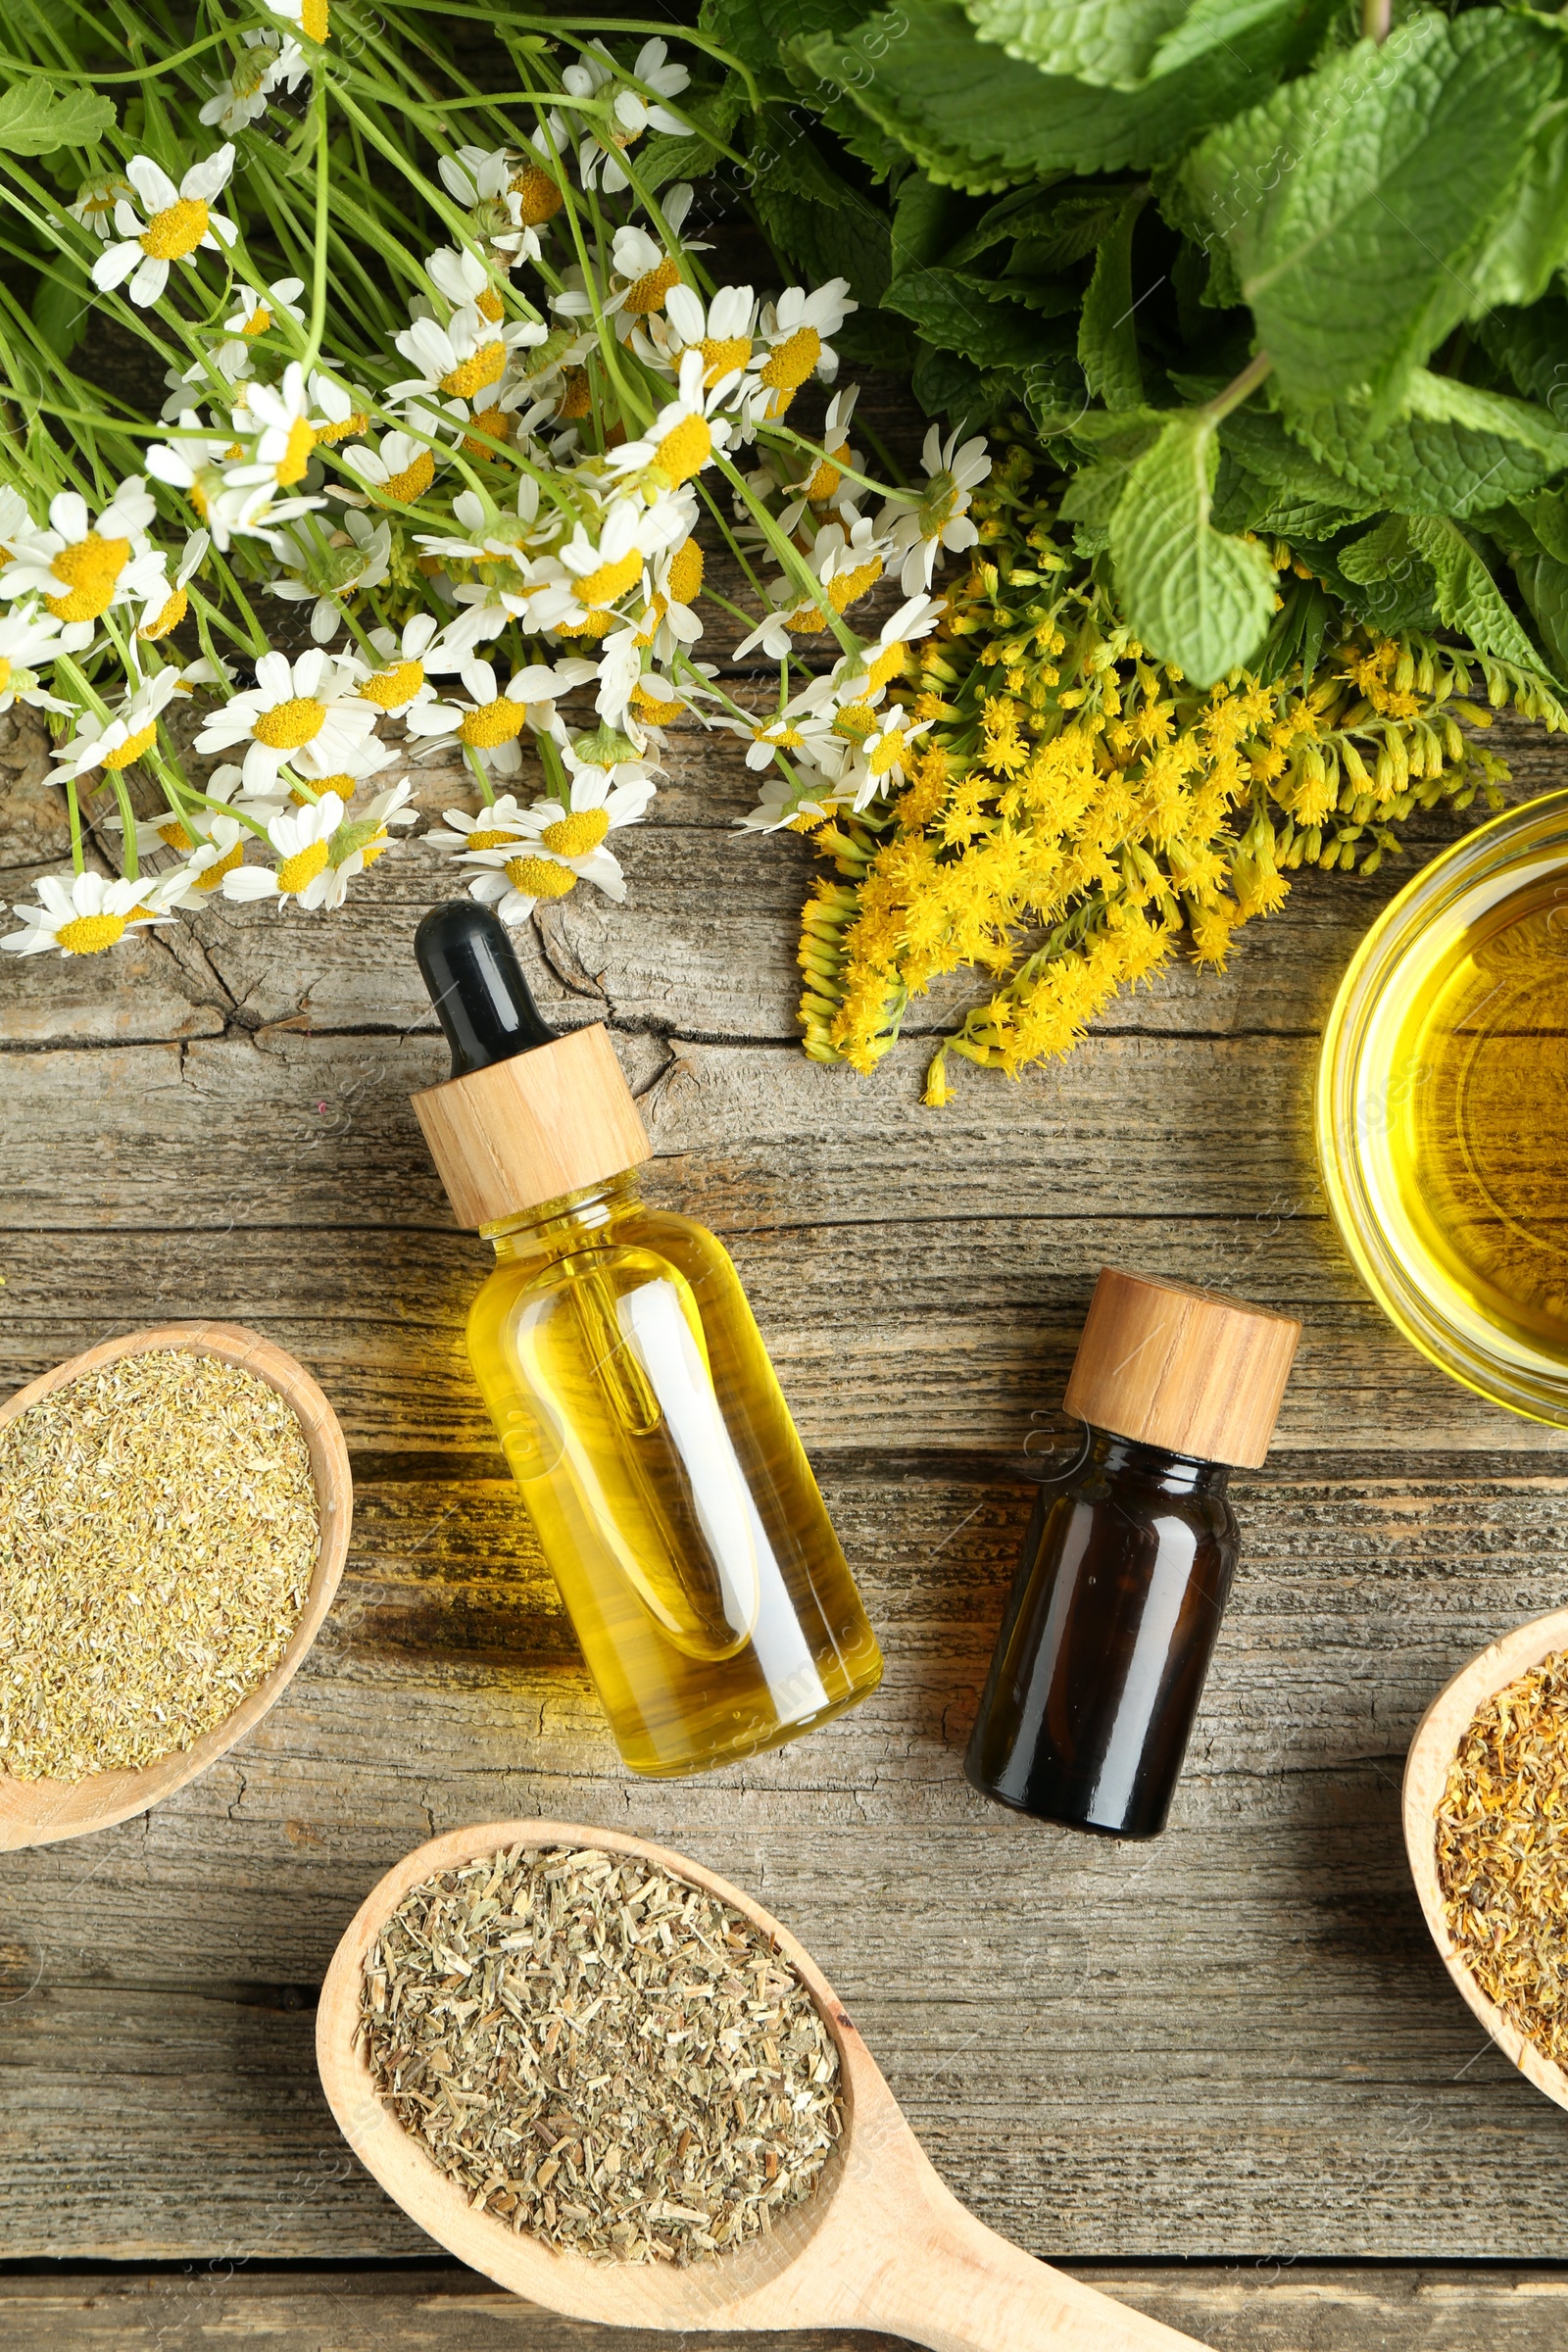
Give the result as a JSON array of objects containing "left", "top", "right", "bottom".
[
  {"left": 31, "top": 269, "right": 86, "bottom": 359},
  {"left": 747, "top": 120, "right": 894, "bottom": 307},
  {"left": 1077, "top": 190, "right": 1147, "bottom": 412},
  {"left": 0, "top": 80, "right": 115, "bottom": 156},
  {"left": 1405, "top": 514, "right": 1545, "bottom": 671},
  {"left": 1286, "top": 373, "right": 1568, "bottom": 520},
  {"left": 636, "top": 82, "right": 747, "bottom": 193},
  {"left": 1181, "top": 14, "right": 1560, "bottom": 418},
  {"left": 947, "top": 185, "right": 1102, "bottom": 270},
  {"left": 1473, "top": 302, "right": 1568, "bottom": 412},
  {"left": 793, "top": 2, "right": 1303, "bottom": 188},
  {"left": 885, "top": 262, "right": 1065, "bottom": 367},
  {"left": 1108, "top": 410, "right": 1277, "bottom": 684},
  {"left": 1466, "top": 99, "right": 1568, "bottom": 312},
  {"left": 1516, "top": 488, "right": 1568, "bottom": 566},
  {"left": 1514, "top": 551, "right": 1568, "bottom": 678},
  {"left": 1217, "top": 405, "right": 1381, "bottom": 519},
  {"left": 1335, "top": 516, "right": 1442, "bottom": 633},
  {"left": 955, "top": 268, "right": 1080, "bottom": 317},
  {"left": 1149, "top": 0, "right": 1305, "bottom": 79},
  {"left": 958, "top": 0, "right": 1190, "bottom": 87}
]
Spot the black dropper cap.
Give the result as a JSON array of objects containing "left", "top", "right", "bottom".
[{"left": 415, "top": 901, "right": 558, "bottom": 1080}]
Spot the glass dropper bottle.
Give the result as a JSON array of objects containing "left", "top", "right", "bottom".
[
  {"left": 965, "top": 1268, "right": 1299, "bottom": 1838},
  {"left": 411, "top": 902, "right": 883, "bottom": 1777}
]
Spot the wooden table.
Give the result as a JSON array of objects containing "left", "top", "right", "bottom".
[{"left": 5, "top": 659, "right": 1568, "bottom": 2351}]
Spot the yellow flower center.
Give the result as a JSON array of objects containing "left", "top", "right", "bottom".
[
  {"left": 0, "top": 657, "right": 11, "bottom": 697},
  {"left": 832, "top": 703, "right": 876, "bottom": 742},
  {"left": 653, "top": 413, "right": 711, "bottom": 488},
  {"left": 556, "top": 609, "right": 614, "bottom": 639},
  {"left": 700, "top": 334, "right": 752, "bottom": 387},
  {"left": 290, "top": 772, "right": 355, "bottom": 807},
  {"left": 667, "top": 538, "right": 703, "bottom": 607},
  {"left": 159, "top": 817, "right": 195, "bottom": 849},
  {"left": 541, "top": 808, "right": 610, "bottom": 856},
  {"left": 103, "top": 720, "right": 159, "bottom": 771},
  {"left": 556, "top": 368, "right": 592, "bottom": 420},
  {"left": 244, "top": 304, "right": 273, "bottom": 337},
  {"left": 381, "top": 449, "right": 435, "bottom": 504},
  {"left": 575, "top": 547, "right": 643, "bottom": 609},
  {"left": 630, "top": 679, "right": 676, "bottom": 721},
  {"left": 512, "top": 164, "right": 563, "bottom": 225},
  {"left": 140, "top": 197, "right": 210, "bottom": 263},
  {"left": 197, "top": 839, "right": 245, "bottom": 890},
  {"left": 276, "top": 416, "right": 318, "bottom": 486},
  {"left": 464, "top": 825, "right": 522, "bottom": 852},
  {"left": 276, "top": 840, "right": 329, "bottom": 896},
  {"left": 476, "top": 288, "right": 504, "bottom": 323},
  {"left": 139, "top": 585, "right": 188, "bottom": 641},
  {"left": 253, "top": 695, "right": 327, "bottom": 750},
  {"left": 757, "top": 722, "right": 804, "bottom": 751},
  {"left": 318, "top": 409, "right": 369, "bottom": 446},
  {"left": 460, "top": 696, "right": 527, "bottom": 749},
  {"left": 505, "top": 855, "right": 576, "bottom": 899},
  {"left": 760, "top": 325, "right": 821, "bottom": 394},
  {"left": 622, "top": 257, "right": 681, "bottom": 317},
  {"left": 45, "top": 534, "right": 129, "bottom": 624},
  {"left": 302, "top": 0, "right": 328, "bottom": 38},
  {"left": 868, "top": 640, "right": 908, "bottom": 689},
  {"left": 868, "top": 729, "right": 906, "bottom": 776},
  {"left": 786, "top": 557, "right": 884, "bottom": 635},
  {"left": 808, "top": 444, "right": 849, "bottom": 504},
  {"left": 464, "top": 406, "right": 511, "bottom": 457},
  {"left": 362, "top": 660, "right": 424, "bottom": 710},
  {"left": 57, "top": 911, "right": 128, "bottom": 955},
  {"left": 441, "top": 341, "right": 506, "bottom": 399}
]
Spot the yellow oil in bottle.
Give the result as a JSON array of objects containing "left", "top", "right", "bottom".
[
  {"left": 1361, "top": 866, "right": 1568, "bottom": 1382},
  {"left": 466, "top": 1173, "right": 883, "bottom": 1776}
]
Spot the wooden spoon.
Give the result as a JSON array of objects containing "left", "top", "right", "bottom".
[
  {"left": 1403, "top": 1602, "right": 1568, "bottom": 2113},
  {"left": 318, "top": 1820, "right": 1210, "bottom": 2351},
  {"left": 0, "top": 1321, "right": 351, "bottom": 1852}
]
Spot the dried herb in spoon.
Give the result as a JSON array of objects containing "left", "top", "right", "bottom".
[{"left": 358, "top": 1843, "right": 843, "bottom": 2264}]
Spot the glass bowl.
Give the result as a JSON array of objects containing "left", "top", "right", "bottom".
[{"left": 1316, "top": 789, "right": 1568, "bottom": 1427}]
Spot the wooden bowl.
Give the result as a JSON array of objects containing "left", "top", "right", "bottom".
[
  {"left": 318, "top": 1821, "right": 1205, "bottom": 2351},
  {"left": 0, "top": 1321, "right": 351, "bottom": 1851},
  {"left": 1403, "top": 1602, "right": 1568, "bottom": 2112}
]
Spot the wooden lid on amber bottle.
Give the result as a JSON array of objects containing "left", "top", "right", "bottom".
[
  {"left": 410, "top": 901, "right": 652, "bottom": 1230},
  {"left": 413, "top": 1026, "right": 652, "bottom": 1229},
  {"left": 1062, "top": 1268, "right": 1300, "bottom": 1468}
]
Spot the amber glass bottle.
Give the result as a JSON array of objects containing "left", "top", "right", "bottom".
[
  {"left": 965, "top": 1269, "right": 1299, "bottom": 1838},
  {"left": 411, "top": 903, "right": 882, "bottom": 1778}
]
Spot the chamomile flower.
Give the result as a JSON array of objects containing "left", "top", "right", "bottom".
[
  {"left": 637, "top": 279, "right": 757, "bottom": 389},
  {"left": 565, "top": 39, "right": 691, "bottom": 193},
  {"left": 90, "top": 147, "right": 238, "bottom": 309},
  {"left": 159, "top": 814, "right": 253, "bottom": 905},
  {"left": 746, "top": 279, "right": 855, "bottom": 419},
  {"left": 463, "top": 773, "right": 632, "bottom": 906},
  {"left": 200, "top": 31, "right": 307, "bottom": 132},
  {"left": 424, "top": 245, "right": 507, "bottom": 320},
  {"left": 432, "top": 792, "right": 535, "bottom": 856},
  {"left": 407, "top": 658, "right": 572, "bottom": 772},
  {"left": 389, "top": 304, "right": 542, "bottom": 414},
  {"left": 137, "top": 531, "right": 209, "bottom": 642},
  {"left": 778, "top": 387, "right": 861, "bottom": 534},
  {"left": 309, "top": 371, "right": 372, "bottom": 447},
  {"left": 268, "top": 0, "right": 329, "bottom": 44},
  {"left": 222, "top": 789, "right": 347, "bottom": 908},
  {"left": 194, "top": 649, "right": 378, "bottom": 792},
  {"left": 727, "top": 699, "right": 843, "bottom": 775},
  {"left": 0, "top": 604, "right": 69, "bottom": 714},
  {"left": 337, "top": 431, "right": 443, "bottom": 509},
  {"left": 1, "top": 869, "right": 173, "bottom": 957},
  {"left": 356, "top": 613, "right": 460, "bottom": 718},
  {"left": 225, "top": 362, "right": 328, "bottom": 494},
  {"left": 543, "top": 496, "right": 684, "bottom": 630},
  {"left": 838, "top": 703, "right": 932, "bottom": 810},
  {"left": 604, "top": 349, "right": 730, "bottom": 492},
  {"left": 464, "top": 845, "right": 582, "bottom": 920},
  {"left": 885, "top": 426, "right": 991, "bottom": 593},
  {"left": 826, "top": 593, "right": 944, "bottom": 707},
  {"left": 224, "top": 276, "right": 306, "bottom": 340},
  {"left": 0, "top": 479, "right": 165, "bottom": 650},
  {"left": 70, "top": 172, "right": 135, "bottom": 241},
  {"left": 52, "top": 668, "right": 183, "bottom": 783},
  {"left": 314, "top": 778, "right": 416, "bottom": 907},
  {"left": 268, "top": 511, "right": 391, "bottom": 643},
  {"left": 508, "top": 749, "right": 658, "bottom": 861}
]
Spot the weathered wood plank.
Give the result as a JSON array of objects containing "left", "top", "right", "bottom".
[
  {"left": 8, "top": 2265, "right": 1568, "bottom": 2352},
  {"left": 5, "top": 1458, "right": 1568, "bottom": 2261}
]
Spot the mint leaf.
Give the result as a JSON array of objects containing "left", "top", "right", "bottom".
[
  {"left": 793, "top": 3, "right": 1304, "bottom": 186},
  {"left": 1474, "top": 302, "right": 1568, "bottom": 411},
  {"left": 1108, "top": 410, "right": 1277, "bottom": 683},
  {"left": 1405, "top": 514, "right": 1545, "bottom": 670},
  {"left": 886, "top": 263, "right": 1066, "bottom": 367},
  {"left": 1514, "top": 551, "right": 1568, "bottom": 678},
  {"left": 959, "top": 0, "right": 1190, "bottom": 87},
  {"left": 1077, "top": 190, "right": 1147, "bottom": 411},
  {"left": 1149, "top": 0, "right": 1304, "bottom": 78},
  {"left": 1182, "top": 14, "right": 1558, "bottom": 417},
  {"left": 0, "top": 81, "right": 115, "bottom": 156},
  {"left": 1335, "top": 516, "right": 1442, "bottom": 633},
  {"left": 1288, "top": 373, "right": 1568, "bottom": 520},
  {"left": 1466, "top": 99, "right": 1568, "bottom": 312}
]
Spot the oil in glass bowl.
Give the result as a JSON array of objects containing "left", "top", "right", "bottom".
[{"left": 1318, "top": 792, "right": 1568, "bottom": 1424}]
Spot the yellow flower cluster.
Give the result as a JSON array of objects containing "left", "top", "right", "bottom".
[{"left": 797, "top": 439, "right": 1565, "bottom": 1103}]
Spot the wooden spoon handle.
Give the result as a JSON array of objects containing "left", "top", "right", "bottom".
[{"left": 852, "top": 2184, "right": 1210, "bottom": 2352}]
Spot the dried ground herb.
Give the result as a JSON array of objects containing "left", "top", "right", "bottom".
[
  {"left": 0, "top": 1349, "right": 318, "bottom": 1780},
  {"left": 359, "top": 1843, "right": 843, "bottom": 2264},
  {"left": 1437, "top": 1648, "right": 1568, "bottom": 2067}
]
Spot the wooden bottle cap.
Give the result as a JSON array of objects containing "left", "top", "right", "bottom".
[
  {"left": 1062, "top": 1267, "right": 1300, "bottom": 1469},
  {"left": 412, "top": 1024, "right": 652, "bottom": 1230}
]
